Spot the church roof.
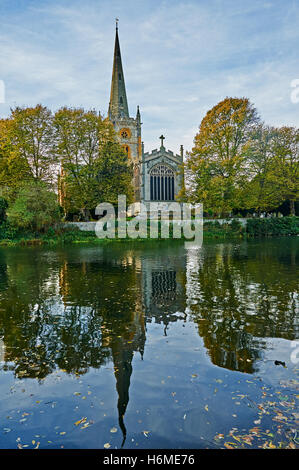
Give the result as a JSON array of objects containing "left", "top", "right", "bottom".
[{"left": 108, "top": 24, "right": 129, "bottom": 120}]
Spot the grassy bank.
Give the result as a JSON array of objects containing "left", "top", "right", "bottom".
[{"left": 0, "top": 217, "right": 298, "bottom": 247}]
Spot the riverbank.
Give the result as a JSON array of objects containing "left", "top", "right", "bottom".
[{"left": 0, "top": 216, "right": 298, "bottom": 247}]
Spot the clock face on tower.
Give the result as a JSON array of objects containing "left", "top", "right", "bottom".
[{"left": 119, "top": 128, "right": 131, "bottom": 139}]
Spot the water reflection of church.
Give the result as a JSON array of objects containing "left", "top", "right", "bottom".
[
  {"left": 0, "top": 241, "right": 298, "bottom": 447},
  {"left": 57, "top": 247, "right": 187, "bottom": 446}
]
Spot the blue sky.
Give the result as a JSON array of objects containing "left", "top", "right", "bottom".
[{"left": 0, "top": 0, "right": 298, "bottom": 153}]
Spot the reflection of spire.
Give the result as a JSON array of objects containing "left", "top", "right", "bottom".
[
  {"left": 112, "top": 345, "right": 133, "bottom": 447},
  {"left": 109, "top": 308, "right": 146, "bottom": 448}
]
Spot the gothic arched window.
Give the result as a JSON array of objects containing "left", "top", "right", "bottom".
[{"left": 150, "top": 164, "right": 175, "bottom": 201}]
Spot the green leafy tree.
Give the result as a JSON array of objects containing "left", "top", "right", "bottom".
[
  {"left": 240, "top": 124, "right": 281, "bottom": 213},
  {"left": 187, "top": 97, "right": 260, "bottom": 215},
  {"left": 54, "top": 108, "right": 115, "bottom": 216},
  {"left": 97, "top": 141, "right": 134, "bottom": 207},
  {"left": 54, "top": 108, "right": 133, "bottom": 217},
  {"left": 10, "top": 105, "right": 57, "bottom": 185},
  {"left": 270, "top": 127, "right": 299, "bottom": 215},
  {"left": 7, "top": 181, "right": 61, "bottom": 232},
  {"left": 0, "top": 118, "right": 31, "bottom": 200}
]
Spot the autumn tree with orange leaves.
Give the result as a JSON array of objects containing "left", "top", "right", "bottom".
[{"left": 186, "top": 97, "right": 260, "bottom": 216}]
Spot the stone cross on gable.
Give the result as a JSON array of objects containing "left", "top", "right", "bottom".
[{"left": 159, "top": 135, "right": 165, "bottom": 148}]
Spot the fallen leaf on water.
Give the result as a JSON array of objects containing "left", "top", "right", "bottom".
[
  {"left": 224, "top": 442, "right": 234, "bottom": 449},
  {"left": 81, "top": 423, "right": 91, "bottom": 430},
  {"left": 74, "top": 417, "right": 87, "bottom": 426},
  {"left": 205, "top": 405, "right": 209, "bottom": 412},
  {"left": 104, "top": 443, "right": 111, "bottom": 449},
  {"left": 110, "top": 427, "right": 117, "bottom": 433}
]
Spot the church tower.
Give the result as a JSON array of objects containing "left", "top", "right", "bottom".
[{"left": 108, "top": 21, "right": 141, "bottom": 201}]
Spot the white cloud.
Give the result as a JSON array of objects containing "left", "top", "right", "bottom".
[{"left": 0, "top": 0, "right": 298, "bottom": 153}]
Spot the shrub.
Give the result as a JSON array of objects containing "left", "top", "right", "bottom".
[
  {"left": 246, "top": 216, "right": 299, "bottom": 237},
  {"left": 230, "top": 219, "right": 242, "bottom": 232},
  {"left": 7, "top": 181, "right": 61, "bottom": 233}
]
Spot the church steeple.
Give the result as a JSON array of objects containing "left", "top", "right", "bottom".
[{"left": 108, "top": 21, "right": 129, "bottom": 119}]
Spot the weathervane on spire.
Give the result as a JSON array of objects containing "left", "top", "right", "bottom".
[{"left": 116, "top": 18, "right": 119, "bottom": 30}]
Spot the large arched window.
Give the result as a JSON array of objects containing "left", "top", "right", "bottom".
[{"left": 150, "top": 164, "right": 175, "bottom": 201}]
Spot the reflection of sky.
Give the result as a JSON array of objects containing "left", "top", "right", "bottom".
[
  {"left": 0, "top": 0, "right": 299, "bottom": 153},
  {"left": 0, "top": 240, "right": 298, "bottom": 448}
]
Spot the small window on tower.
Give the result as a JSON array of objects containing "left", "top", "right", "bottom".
[
  {"left": 119, "top": 73, "right": 121, "bottom": 80},
  {"left": 121, "top": 130, "right": 128, "bottom": 139},
  {"left": 120, "top": 96, "right": 123, "bottom": 104}
]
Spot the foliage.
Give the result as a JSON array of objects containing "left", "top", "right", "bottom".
[
  {"left": 53, "top": 108, "right": 133, "bottom": 215},
  {"left": 0, "top": 118, "right": 32, "bottom": 200},
  {"left": 9, "top": 105, "right": 57, "bottom": 185},
  {"left": 186, "top": 99, "right": 298, "bottom": 217},
  {"left": 269, "top": 127, "right": 299, "bottom": 216},
  {"left": 0, "top": 196, "right": 8, "bottom": 222},
  {"left": 96, "top": 141, "right": 134, "bottom": 207},
  {"left": 203, "top": 219, "right": 244, "bottom": 238},
  {"left": 187, "top": 97, "right": 260, "bottom": 215},
  {"left": 7, "top": 181, "right": 61, "bottom": 233},
  {"left": 246, "top": 216, "right": 299, "bottom": 237},
  {"left": 240, "top": 124, "right": 282, "bottom": 213}
]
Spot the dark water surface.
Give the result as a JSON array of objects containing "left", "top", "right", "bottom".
[{"left": 0, "top": 238, "right": 298, "bottom": 449}]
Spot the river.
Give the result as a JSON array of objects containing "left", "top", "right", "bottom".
[{"left": 0, "top": 238, "right": 298, "bottom": 449}]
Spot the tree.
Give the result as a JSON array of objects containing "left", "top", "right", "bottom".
[
  {"left": 270, "top": 127, "right": 299, "bottom": 216},
  {"left": 0, "top": 197, "right": 8, "bottom": 222},
  {"left": 187, "top": 97, "right": 260, "bottom": 215},
  {"left": 97, "top": 141, "right": 134, "bottom": 207},
  {"left": 54, "top": 108, "right": 133, "bottom": 217},
  {"left": 54, "top": 108, "right": 114, "bottom": 216},
  {"left": 240, "top": 124, "right": 281, "bottom": 213},
  {"left": 10, "top": 105, "right": 57, "bottom": 185},
  {"left": 0, "top": 118, "right": 31, "bottom": 200},
  {"left": 7, "top": 181, "right": 61, "bottom": 232}
]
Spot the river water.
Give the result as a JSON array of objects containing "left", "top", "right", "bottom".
[{"left": 0, "top": 238, "right": 298, "bottom": 449}]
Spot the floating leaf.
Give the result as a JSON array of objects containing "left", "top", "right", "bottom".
[{"left": 74, "top": 417, "right": 87, "bottom": 426}]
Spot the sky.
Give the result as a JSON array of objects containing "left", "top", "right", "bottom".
[{"left": 0, "top": 0, "right": 298, "bottom": 153}]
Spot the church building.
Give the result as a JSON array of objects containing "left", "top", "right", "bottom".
[{"left": 108, "top": 22, "right": 184, "bottom": 207}]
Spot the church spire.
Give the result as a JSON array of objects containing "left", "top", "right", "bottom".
[{"left": 108, "top": 21, "right": 129, "bottom": 119}]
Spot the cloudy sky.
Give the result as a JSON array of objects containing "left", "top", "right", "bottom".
[{"left": 0, "top": 0, "right": 298, "bottom": 153}]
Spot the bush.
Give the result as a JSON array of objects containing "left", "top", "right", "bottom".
[
  {"left": 7, "top": 181, "right": 61, "bottom": 233},
  {"left": 230, "top": 219, "right": 242, "bottom": 232},
  {"left": 0, "top": 220, "right": 19, "bottom": 240},
  {"left": 246, "top": 216, "right": 299, "bottom": 237}
]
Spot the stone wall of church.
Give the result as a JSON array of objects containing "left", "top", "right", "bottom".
[{"left": 141, "top": 147, "right": 183, "bottom": 203}]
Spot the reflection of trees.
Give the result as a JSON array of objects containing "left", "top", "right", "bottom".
[
  {"left": 0, "top": 247, "right": 145, "bottom": 447},
  {"left": 0, "top": 249, "right": 145, "bottom": 378},
  {"left": 0, "top": 239, "right": 298, "bottom": 437},
  {"left": 186, "top": 239, "right": 299, "bottom": 373}
]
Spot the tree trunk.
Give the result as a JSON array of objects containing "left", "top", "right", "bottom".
[{"left": 290, "top": 200, "right": 295, "bottom": 216}]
